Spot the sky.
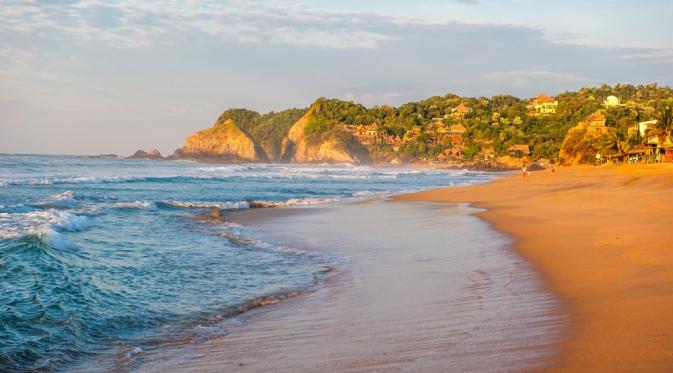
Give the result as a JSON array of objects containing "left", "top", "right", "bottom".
[{"left": 1, "top": 0, "right": 673, "bottom": 155}]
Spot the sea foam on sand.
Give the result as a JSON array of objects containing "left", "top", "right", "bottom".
[{"left": 134, "top": 200, "right": 566, "bottom": 372}]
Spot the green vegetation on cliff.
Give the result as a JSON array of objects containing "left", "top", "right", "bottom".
[
  {"left": 177, "top": 83, "right": 673, "bottom": 165},
  {"left": 216, "top": 108, "right": 305, "bottom": 160}
]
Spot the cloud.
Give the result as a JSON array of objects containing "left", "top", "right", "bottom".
[
  {"left": 619, "top": 49, "right": 673, "bottom": 63},
  {"left": 0, "top": 1, "right": 401, "bottom": 50},
  {"left": 0, "top": 47, "right": 58, "bottom": 82},
  {"left": 2, "top": 0, "right": 672, "bottom": 155}
]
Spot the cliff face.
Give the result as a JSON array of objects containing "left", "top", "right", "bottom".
[
  {"left": 174, "top": 119, "right": 266, "bottom": 162},
  {"left": 175, "top": 101, "right": 367, "bottom": 164},
  {"left": 559, "top": 123, "right": 612, "bottom": 166},
  {"left": 280, "top": 102, "right": 368, "bottom": 163}
]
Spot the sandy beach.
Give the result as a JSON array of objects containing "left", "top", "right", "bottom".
[
  {"left": 136, "top": 200, "right": 565, "bottom": 372},
  {"left": 396, "top": 164, "right": 673, "bottom": 371},
  {"left": 131, "top": 163, "right": 673, "bottom": 372}
]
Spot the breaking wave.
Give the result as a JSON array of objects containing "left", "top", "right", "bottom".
[{"left": 0, "top": 209, "right": 90, "bottom": 249}]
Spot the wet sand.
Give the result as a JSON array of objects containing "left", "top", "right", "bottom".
[
  {"left": 137, "top": 201, "right": 566, "bottom": 372},
  {"left": 396, "top": 164, "right": 673, "bottom": 371}
]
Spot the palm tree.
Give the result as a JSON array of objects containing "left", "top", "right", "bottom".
[
  {"left": 657, "top": 105, "right": 673, "bottom": 138},
  {"left": 601, "top": 128, "right": 628, "bottom": 156}
]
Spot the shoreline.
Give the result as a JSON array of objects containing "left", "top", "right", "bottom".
[
  {"left": 78, "top": 152, "right": 521, "bottom": 172},
  {"left": 394, "top": 164, "right": 673, "bottom": 371},
  {"left": 135, "top": 198, "right": 565, "bottom": 372}
]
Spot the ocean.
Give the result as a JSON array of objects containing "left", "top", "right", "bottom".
[{"left": 0, "top": 154, "right": 495, "bottom": 372}]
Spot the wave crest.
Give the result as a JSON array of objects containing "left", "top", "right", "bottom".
[{"left": 0, "top": 210, "right": 90, "bottom": 249}]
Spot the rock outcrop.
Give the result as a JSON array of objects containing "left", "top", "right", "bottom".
[
  {"left": 280, "top": 101, "right": 368, "bottom": 163},
  {"left": 559, "top": 122, "right": 613, "bottom": 166},
  {"left": 128, "top": 149, "right": 163, "bottom": 159},
  {"left": 173, "top": 100, "right": 368, "bottom": 164},
  {"left": 88, "top": 154, "right": 120, "bottom": 159},
  {"left": 172, "top": 119, "right": 266, "bottom": 162}
]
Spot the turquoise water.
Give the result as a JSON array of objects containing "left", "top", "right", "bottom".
[{"left": 0, "top": 155, "right": 493, "bottom": 372}]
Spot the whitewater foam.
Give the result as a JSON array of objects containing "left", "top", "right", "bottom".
[
  {"left": 30, "top": 228, "right": 75, "bottom": 250},
  {"left": 0, "top": 209, "right": 90, "bottom": 248},
  {"left": 159, "top": 200, "right": 251, "bottom": 210},
  {"left": 111, "top": 200, "right": 156, "bottom": 210}
]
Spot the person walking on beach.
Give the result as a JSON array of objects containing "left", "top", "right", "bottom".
[{"left": 521, "top": 165, "right": 529, "bottom": 177}]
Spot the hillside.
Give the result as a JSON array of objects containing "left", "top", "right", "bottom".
[
  {"left": 214, "top": 108, "right": 305, "bottom": 161},
  {"left": 171, "top": 84, "right": 673, "bottom": 165},
  {"left": 280, "top": 98, "right": 370, "bottom": 163}
]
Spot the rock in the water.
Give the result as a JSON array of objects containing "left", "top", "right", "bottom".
[{"left": 128, "top": 149, "right": 163, "bottom": 159}]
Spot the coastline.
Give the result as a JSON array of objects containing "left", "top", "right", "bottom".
[
  {"left": 135, "top": 198, "right": 566, "bottom": 372},
  {"left": 394, "top": 164, "right": 673, "bottom": 371}
]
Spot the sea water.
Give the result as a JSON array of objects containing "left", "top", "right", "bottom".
[{"left": 0, "top": 154, "right": 494, "bottom": 372}]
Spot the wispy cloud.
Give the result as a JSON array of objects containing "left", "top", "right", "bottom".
[
  {"left": 619, "top": 49, "right": 673, "bottom": 63},
  {"left": 0, "top": 1, "right": 401, "bottom": 50}
]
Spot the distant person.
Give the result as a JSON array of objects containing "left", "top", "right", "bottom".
[{"left": 521, "top": 166, "right": 528, "bottom": 177}]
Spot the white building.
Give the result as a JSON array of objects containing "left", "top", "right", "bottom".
[{"left": 603, "top": 95, "right": 621, "bottom": 108}]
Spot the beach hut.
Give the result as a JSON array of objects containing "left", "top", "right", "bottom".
[
  {"left": 646, "top": 135, "right": 673, "bottom": 162},
  {"left": 626, "top": 145, "right": 651, "bottom": 163}
]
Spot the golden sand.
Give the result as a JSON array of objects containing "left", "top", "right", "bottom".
[{"left": 395, "top": 164, "right": 673, "bottom": 371}]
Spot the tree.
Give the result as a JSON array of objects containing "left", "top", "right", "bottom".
[
  {"left": 657, "top": 106, "right": 673, "bottom": 138},
  {"left": 601, "top": 128, "right": 628, "bottom": 156}
]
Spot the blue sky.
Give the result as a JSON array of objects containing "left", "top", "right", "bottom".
[{"left": 1, "top": 0, "right": 673, "bottom": 155}]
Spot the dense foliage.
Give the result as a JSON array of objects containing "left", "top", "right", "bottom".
[
  {"left": 217, "top": 108, "right": 305, "bottom": 160},
  {"left": 214, "top": 84, "right": 673, "bottom": 163}
]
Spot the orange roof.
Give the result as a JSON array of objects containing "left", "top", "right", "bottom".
[
  {"left": 532, "top": 94, "right": 557, "bottom": 104},
  {"left": 586, "top": 111, "right": 606, "bottom": 124}
]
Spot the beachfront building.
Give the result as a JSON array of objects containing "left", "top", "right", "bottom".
[
  {"left": 646, "top": 135, "right": 673, "bottom": 162},
  {"left": 527, "top": 94, "right": 558, "bottom": 116},
  {"left": 628, "top": 119, "right": 658, "bottom": 138},
  {"left": 603, "top": 95, "right": 621, "bottom": 108}
]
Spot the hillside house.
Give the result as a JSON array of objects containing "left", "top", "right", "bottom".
[
  {"left": 628, "top": 119, "right": 658, "bottom": 138},
  {"left": 527, "top": 94, "right": 558, "bottom": 115},
  {"left": 585, "top": 111, "right": 606, "bottom": 127},
  {"left": 603, "top": 95, "right": 621, "bottom": 108},
  {"left": 583, "top": 111, "right": 609, "bottom": 136},
  {"left": 451, "top": 103, "right": 472, "bottom": 118},
  {"left": 447, "top": 124, "right": 467, "bottom": 144}
]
